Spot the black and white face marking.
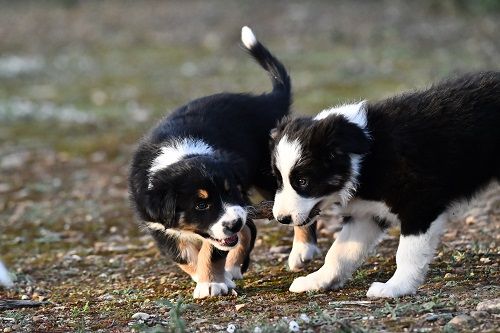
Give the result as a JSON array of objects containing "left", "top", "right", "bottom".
[
  {"left": 145, "top": 145, "right": 248, "bottom": 251},
  {"left": 271, "top": 102, "right": 370, "bottom": 226},
  {"left": 272, "top": 136, "right": 324, "bottom": 226}
]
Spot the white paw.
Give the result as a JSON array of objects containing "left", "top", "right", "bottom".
[
  {"left": 366, "top": 281, "right": 415, "bottom": 298},
  {"left": 224, "top": 271, "right": 236, "bottom": 289},
  {"left": 289, "top": 268, "right": 339, "bottom": 293},
  {"left": 226, "top": 266, "right": 243, "bottom": 280},
  {"left": 193, "top": 282, "right": 228, "bottom": 299},
  {"left": 288, "top": 242, "right": 321, "bottom": 271}
]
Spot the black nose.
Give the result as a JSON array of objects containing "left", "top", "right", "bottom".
[
  {"left": 276, "top": 215, "right": 292, "bottom": 225},
  {"left": 223, "top": 218, "right": 243, "bottom": 234}
]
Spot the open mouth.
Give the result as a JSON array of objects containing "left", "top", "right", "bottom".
[
  {"left": 209, "top": 234, "right": 239, "bottom": 247},
  {"left": 297, "top": 201, "right": 323, "bottom": 226}
]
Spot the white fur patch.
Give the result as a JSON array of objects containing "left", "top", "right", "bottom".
[
  {"left": 148, "top": 138, "right": 213, "bottom": 188},
  {"left": 193, "top": 281, "right": 228, "bottom": 298},
  {"left": 314, "top": 101, "right": 368, "bottom": 130},
  {"left": 0, "top": 260, "right": 13, "bottom": 288},
  {"left": 241, "top": 26, "right": 257, "bottom": 49},
  {"left": 288, "top": 242, "right": 321, "bottom": 271},
  {"left": 226, "top": 266, "right": 243, "bottom": 280},
  {"left": 273, "top": 136, "right": 323, "bottom": 224},
  {"left": 367, "top": 213, "right": 446, "bottom": 298},
  {"left": 289, "top": 215, "right": 385, "bottom": 293},
  {"left": 209, "top": 204, "right": 247, "bottom": 240}
]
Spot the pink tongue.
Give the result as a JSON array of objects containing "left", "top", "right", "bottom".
[{"left": 222, "top": 235, "right": 238, "bottom": 245}]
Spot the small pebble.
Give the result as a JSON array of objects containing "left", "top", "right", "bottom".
[
  {"left": 289, "top": 320, "right": 299, "bottom": 332},
  {"left": 476, "top": 298, "right": 500, "bottom": 314},
  {"left": 300, "top": 313, "right": 310, "bottom": 323},
  {"left": 21, "top": 295, "right": 30, "bottom": 300},
  {"left": 131, "top": 312, "right": 150, "bottom": 320},
  {"left": 448, "top": 314, "right": 475, "bottom": 327},
  {"left": 270, "top": 245, "right": 291, "bottom": 254},
  {"left": 3, "top": 328, "right": 12, "bottom": 333},
  {"left": 227, "top": 324, "right": 236, "bottom": 333},
  {"left": 32, "top": 315, "right": 44, "bottom": 322},
  {"left": 235, "top": 303, "right": 246, "bottom": 311},
  {"left": 470, "top": 310, "right": 489, "bottom": 319}
]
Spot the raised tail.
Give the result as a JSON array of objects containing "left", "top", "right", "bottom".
[{"left": 241, "top": 26, "right": 291, "bottom": 100}]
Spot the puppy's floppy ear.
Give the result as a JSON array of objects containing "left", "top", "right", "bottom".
[
  {"left": 145, "top": 188, "right": 176, "bottom": 226},
  {"left": 312, "top": 117, "right": 370, "bottom": 155}
]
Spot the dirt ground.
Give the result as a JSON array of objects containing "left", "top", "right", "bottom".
[{"left": 0, "top": 1, "right": 499, "bottom": 332}]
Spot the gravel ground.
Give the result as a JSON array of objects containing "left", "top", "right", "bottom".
[{"left": 0, "top": 1, "right": 499, "bottom": 332}]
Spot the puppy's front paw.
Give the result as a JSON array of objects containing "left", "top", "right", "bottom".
[
  {"left": 289, "top": 269, "right": 339, "bottom": 293},
  {"left": 288, "top": 242, "right": 320, "bottom": 271},
  {"left": 226, "top": 266, "right": 243, "bottom": 280},
  {"left": 224, "top": 271, "right": 236, "bottom": 289},
  {"left": 366, "top": 281, "right": 415, "bottom": 298},
  {"left": 193, "top": 282, "right": 228, "bottom": 299}
]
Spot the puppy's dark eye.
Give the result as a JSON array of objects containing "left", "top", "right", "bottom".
[
  {"left": 297, "top": 178, "right": 308, "bottom": 188},
  {"left": 195, "top": 202, "right": 210, "bottom": 211}
]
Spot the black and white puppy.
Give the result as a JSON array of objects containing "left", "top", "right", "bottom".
[
  {"left": 270, "top": 72, "right": 499, "bottom": 297},
  {"left": 129, "top": 27, "right": 291, "bottom": 298}
]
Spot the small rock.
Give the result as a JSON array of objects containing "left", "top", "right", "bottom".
[
  {"left": 235, "top": 303, "right": 246, "bottom": 311},
  {"left": 448, "top": 314, "right": 475, "bottom": 327},
  {"left": 424, "top": 313, "right": 439, "bottom": 322},
  {"left": 21, "top": 295, "right": 30, "bottom": 300},
  {"left": 444, "top": 273, "right": 454, "bottom": 280},
  {"left": 479, "top": 257, "right": 491, "bottom": 263},
  {"left": 3, "top": 328, "right": 12, "bottom": 333},
  {"left": 476, "top": 298, "right": 500, "bottom": 314},
  {"left": 269, "top": 245, "right": 291, "bottom": 254},
  {"left": 32, "top": 315, "right": 44, "bottom": 322},
  {"left": 470, "top": 310, "right": 489, "bottom": 319},
  {"left": 131, "top": 312, "right": 150, "bottom": 320}
]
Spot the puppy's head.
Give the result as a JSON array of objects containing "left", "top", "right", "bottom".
[
  {"left": 131, "top": 150, "right": 248, "bottom": 251},
  {"left": 270, "top": 104, "right": 370, "bottom": 226}
]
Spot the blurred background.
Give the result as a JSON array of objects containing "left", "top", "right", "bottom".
[{"left": 0, "top": 1, "right": 499, "bottom": 332}]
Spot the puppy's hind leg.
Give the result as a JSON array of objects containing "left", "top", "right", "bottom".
[
  {"left": 367, "top": 213, "right": 446, "bottom": 298},
  {"left": 290, "top": 216, "right": 385, "bottom": 293},
  {"left": 288, "top": 222, "right": 321, "bottom": 271},
  {"left": 225, "top": 220, "right": 257, "bottom": 279}
]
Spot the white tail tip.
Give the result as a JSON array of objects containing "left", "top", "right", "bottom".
[{"left": 241, "top": 26, "right": 257, "bottom": 49}]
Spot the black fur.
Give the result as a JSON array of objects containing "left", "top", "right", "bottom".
[
  {"left": 129, "top": 34, "right": 291, "bottom": 265},
  {"left": 273, "top": 71, "right": 499, "bottom": 236}
]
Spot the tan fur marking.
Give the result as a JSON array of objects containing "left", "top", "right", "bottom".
[
  {"left": 197, "top": 189, "right": 209, "bottom": 199},
  {"left": 226, "top": 224, "right": 252, "bottom": 270},
  {"left": 196, "top": 240, "right": 226, "bottom": 283},
  {"left": 294, "top": 225, "right": 314, "bottom": 243},
  {"left": 178, "top": 263, "right": 197, "bottom": 278}
]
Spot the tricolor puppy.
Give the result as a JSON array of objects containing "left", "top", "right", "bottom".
[
  {"left": 129, "top": 27, "right": 291, "bottom": 298},
  {"left": 271, "top": 72, "right": 499, "bottom": 298}
]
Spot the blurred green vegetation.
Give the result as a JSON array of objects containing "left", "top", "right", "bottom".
[{"left": 1, "top": 0, "right": 499, "bottom": 158}]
